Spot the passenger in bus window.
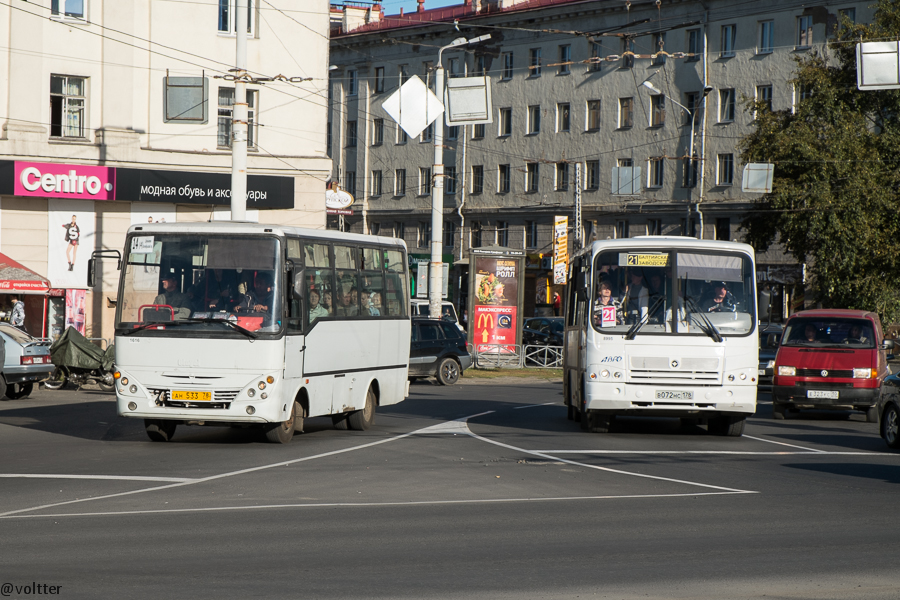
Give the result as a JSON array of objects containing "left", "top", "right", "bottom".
[
  {"left": 308, "top": 288, "right": 329, "bottom": 321},
  {"left": 154, "top": 275, "right": 192, "bottom": 319},
  {"left": 369, "top": 291, "right": 382, "bottom": 316},
  {"left": 622, "top": 270, "right": 646, "bottom": 322},
  {"left": 338, "top": 286, "right": 359, "bottom": 317},
  {"left": 322, "top": 290, "right": 333, "bottom": 314},
  {"left": 593, "top": 279, "right": 623, "bottom": 326}
]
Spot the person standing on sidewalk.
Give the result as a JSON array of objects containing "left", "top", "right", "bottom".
[{"left": 9, "top": 294, "right": 25, "bottom": 333}]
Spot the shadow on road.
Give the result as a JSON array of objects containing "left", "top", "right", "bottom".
[{"left": 784, "top": 461, "right": 900, "bottom": 484}]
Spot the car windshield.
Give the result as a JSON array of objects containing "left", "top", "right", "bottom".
[
  {"left": 591, "top": 249, "right": 755, "bottom": 336},
  {"left": 116, "top": 234, "right": 282, "bottom": 336},
  {"left": 782, "top": 317, "right": 875, "bottom": 349}
]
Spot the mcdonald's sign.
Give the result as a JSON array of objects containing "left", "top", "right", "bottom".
[{"left": 477, "top": 313, "right": 494, "bottom": 329}]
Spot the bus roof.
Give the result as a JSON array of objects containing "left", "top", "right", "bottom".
[
  {"left": 587, "top": 236, "right": 755, "bottom": 257},
  {"left": 125, "top": 221, "right": 408, "bottom": 249}
]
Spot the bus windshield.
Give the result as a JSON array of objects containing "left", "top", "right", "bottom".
[
  {"left": 116, "top": 233, "right": 282, "bottom": 335},
  {"left": 591, "top": 249, "right": 755, "bottom": 336}
]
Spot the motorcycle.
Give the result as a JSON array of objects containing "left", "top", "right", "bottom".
[{"left": 44, "top": 327, "right": 116, "bottom": 392}]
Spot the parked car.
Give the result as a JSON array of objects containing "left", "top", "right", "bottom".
[
  {"left": 409, "top": 319, "right": 472, "bottom": 385},
  {"left": 772, "top": 309, "right": 893, "bottom": 421},
  {"left": 877, "top": 372, "right": 900, "bottom": 448},
  {"left": 758, "top": 324, "right": 784, "bottom": 389},
  {"left": 522, "top": 317, "right": 564, "bottom": 347},
  {"left": 0, "top": 324, "right": 52, "bottom": 399},
  {"left": 410, "top": 300, "right": 465, "bottom": 332}
]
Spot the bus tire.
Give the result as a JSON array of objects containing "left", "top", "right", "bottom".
[
  {"left": 584, "top": 411, "right": 611, "bottom": 434},
  {"left": 437, "top": 358, "right": 460, "bottom": 385},
  {"left": 145, "top": 419, "right": 176, "bottom": 442},
  {"left": 265, "top": 401, "right": 299, "bottom": 444},
  {"left": 772, "top": 403, "right": 786, "bottom": 420},
  {"left": 348, "top": 387, "right": 376, "bottom": 431},
  {"left": 709, "top": 415, "right": 745, "bottom": 437},
  {"left": 332, "top": 413, "right": 349, "bottom": 430},
  {"left": 566, "top": 404, "right": 574, "bottom": 421}
]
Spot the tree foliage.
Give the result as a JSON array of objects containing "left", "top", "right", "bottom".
[{"left": 739, "top": 0, "right": 900, "bottom": 322}]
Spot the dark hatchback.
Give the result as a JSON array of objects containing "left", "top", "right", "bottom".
[
  {"left": 409, "top": 318, "right": 473, "bottom": 385},
  {"left": 758, "top": 324, "right": 784, "bottom": 389},
  {"left": 522, "top": 317, "right": 564, "bottom": 346}
]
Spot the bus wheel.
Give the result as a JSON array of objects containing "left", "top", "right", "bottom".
[
  {"left": 265, "top": 401, "right": 299, "bottom": 444},
  {"left": 348, "top": 387, "right": 376, "bottom": 431},
  {"left": 566, "top": 404, "right": 574, "bottom": 421},
  {"left": 145, "top": 419, "right": 177, "bottom": 442},
  {"left": 332, "top": 413, "right": 349, "bottom": 430},
  {"left": 708, "top": 416, "right": 745, "bottom": 437},
  {"left": 583, "top": 411, "right": 611, "bottom": 434}
]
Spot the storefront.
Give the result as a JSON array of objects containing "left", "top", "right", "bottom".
[{"left": 0, "top": 253, "right": 52, "bottom": 336}]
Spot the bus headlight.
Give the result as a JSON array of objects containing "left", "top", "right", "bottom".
[
  {"left": 853, "top": 368, "right": 874, "bottom": 379},
  {"left": 778, "top": 366, "right": 796, "bottom": 376},
  {"left": 130, "top": 385, "right": 138, "bottom": 393},
  {"left": 601, "top": 370, "right": 610, "bottom": 378},
  {"left": 121, "top": 377, "right": 129, "bottom": 386},
  {"left": 247, "top": 389, "right": 255, "bottom": 397},
  {"left": 258, "top": 381, "right": 266, "bottom": 390}
]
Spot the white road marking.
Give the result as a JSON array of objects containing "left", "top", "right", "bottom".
[
  {"left": 0, "top": 492, "right": 748, "bottom": 520},
  {"left": 513, "top": 402, "right": 558, "bottom": 410},
  {"left": 0, "top": 474, "right": 194, "bottom": 482},
  {"left": 528, "top": 450, "right": 887, "bottom": 456},
  {"left": 743, "top": 435, "right": 827, "bottom": 453}
]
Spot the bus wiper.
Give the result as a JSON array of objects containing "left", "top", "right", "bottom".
[
  {"left": 624, "top": 296, "right": 666, "bottom": 340},
  {"left": 684, "top": 297, "right": 723, "bottom": 343},
  {"left": 186, "top": 318, "right": 259, "bottom": 340}
]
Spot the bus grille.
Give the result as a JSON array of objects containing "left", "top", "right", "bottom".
[{"left": 628, "top": 356, "right": 721, "bottom": 383}]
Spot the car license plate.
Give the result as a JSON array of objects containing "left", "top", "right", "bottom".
[
  {"left": 171, "top": 390, "right": 211, "bottom": 401},
  {"left": 807, "top": 390, "right": 839, "bottom": 399},
  {"left": 655, "top": 390, "right": 693, "bottom": 400}
]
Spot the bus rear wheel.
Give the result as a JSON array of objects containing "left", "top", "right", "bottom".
[
  {"left": 265, "top": 401, "right": 299, "bottom": 444},
  {"left": 348, "top": 387, "right": 376, "bottom": 431},
  {"left": 145, "top": 419, "right": 177, "bottom": 442},
  {"left": 708, "top": 415, "right": 746, "bottom": 437}
]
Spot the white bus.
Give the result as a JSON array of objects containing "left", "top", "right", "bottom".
[
  {"left": 98, "top": 222, "right": 411, "bottom": 443},
  {"left": 563, "top": 237, "right": 758, "bottom": 437}
]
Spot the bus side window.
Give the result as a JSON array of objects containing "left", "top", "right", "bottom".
[{"left": 384, "top": 249, "right": 408, "bottom": 317}]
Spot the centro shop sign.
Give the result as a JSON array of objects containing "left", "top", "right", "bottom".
[{"left": 14, "top": 161, "right": 115, "bottom": 200}]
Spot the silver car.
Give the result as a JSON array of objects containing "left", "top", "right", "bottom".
[{"left": 0, "top": 324, "right": 53, "bottom": 399}]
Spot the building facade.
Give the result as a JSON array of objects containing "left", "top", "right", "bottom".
[
  {"left": 0, "top": 0, "right": 331, "bottom": 340},
  {"left": 329, "top": 0, "right": 869, "bottom": 316}
]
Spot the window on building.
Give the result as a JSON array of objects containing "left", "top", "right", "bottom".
[
  {"left": 496, "top": 221, "right": 509, "bottom": 246},
  {"left": 586, "top": 160, "right": 600, "bottom": 190},
  {"left": 529, "top": 48, "right": 542, "bottom": 77},
  {"left": 650, "top": 95, "right": 666, "bottom": 127},
  {"left": 721, "top": 24, "right": 736, "bottom": 57},
  {"left": 719, "top": 89, "right": 735, "bottom": 122},
  {"left": 419, "top": 167, "right": 431, "bottom": 195},
  {"left": 838, "top": 8, "right": 856, "bottom": 29},
  {"left": 759, "top": 20, "right": 774, "bottom": 53},
  {"left": 526, "top": 163, "right": 539, "bottom": 192},
  {"left": 217, "top": 0, "right": 253, "bottom": 34},
  {"left": 556, "top": 162, "right": 569, "bottom": 191},
  {"left": 557, "top": 103, "right": 570, "bottom": 132},
  {"left": 51, "top": 0, "right": 85, "bottom": 19},
  {"left": 370, "top": 222, "right": 381, "bottom": 236},
  {"left": 715, "top": 217, "right": 731, "bottom": 241},
  {"left": 648, "top": 157, "right": 664, "bottom": 188},
  {"left": 419, "top": 222, "right": 431, "bottom": 247},
  {"left": 348, "top": 70, "right": 358, "bottom": 96},
  {"left": 797, "top": 83, "right": 813, "bottom": 104},
  {"left": 798, "top": 15, "right": 813, "bottom": 48},
  {"left": 528, "top": 105, "right": 541, "bottom": 134},
  {"left": 399, "top": 64, "right": 410, "bottom": 84},
  {"left": 681, "top": 218, "right": 697, "bottom": 237},
  {"left": 395, "top": 169, "right": 406, "bottom": 196},
  {"left": 684, "top": 92, "right": 699, "bottom": 126},
  {"left": 345, "top": 171, "right": 356, "bottom": 198},
  {"left": 326, "top": 122, "right": 332, "bottom": 157},
  {"left": 619, "top": 97, "right": 634, "bottom": 128},
  {"left": 448, "top": 57, "right": 461, "bottom": 79},
  {"left": 396, "top": 125, "right": 408, "bottom": 144},
  {"left": 50, "top": 74, "right": 86, "bottom": 138},
  {"left": 371, "top": 170, "right": 383, "bottom": 196},
  {"left": 373, "top": 118, "right": 384, "bottom": 145},
  {"left": 447, "top": 125, "right": 459, "bottom": 141},
  {"left": 757, "top": 85, "right": 773, "bottom": 113},
  {"left": 687, "top": 29, "right": 701, "bottom": 61},
  {"left": 498, "top": 164, "right": 511, "bottom": 193},
  {"left": 647, "top": 219, "right": 663, "bottom": 235},
  {"left": 502, "top": 52, "right": 514, "bottom": 80},
  {"left": 499, "top": 107, "right": 512, "bottom": 136},
  {"left": 526, "top": 221, "right": 537, "bottom": 248},
  {"left": 618, "top": 158, "right": 633, "bottom": 168},
  {"left": 651, "top": 33, "right": 666, "bottom": 65},
  {"left": 421, "top": 123, "right": 433, "bottom": 142},
  {"left": 217, "top": 87, "right": 257, "bottom": 148},
  {"left": 346, "top": 120, "right": 357, "bottom": 147},
  {"left": 445, "top": 166, "right": 457, "bottom": 194},
  {"left": 586, "top": 100, "right": 601, "bottom": 131},
  {"left": 375, "top": 67, "right": 385, "bottom": 93},
  {"left": 395, "top": 222, "right": 405, "bottom": 240},
  {"left": 471, "top": 221, "right": 482, "bottom": 248},
  {"left": 423, "top": 61, "right": 434, "bottom": 87},
  {"left": 473, "top": 123, "right": 485, "bottom": 139},
  {"left": 717, "top": 153, "right": 734, "bottom": 185},
  {"left": 444, "top": 220, "right": 456, "bottom": 248},
  {"left": 615, "top": 220, "right": 629, "bottom": 239},
  {"left": 472, "top": 165, "right": 484, "bottom": 194},
  {"left": 558, "top": 45, "right": 571, "bottom": 74},
  {"left": 589, "top": 42, "right": 602, "bottom": 72},
  {"left": 473, "top": 54, "right": 486, "bottom": 77},
  {"left": 622, "top": 38, "right": 635, "bottom": 68},
  {"left": 683, "top": 156, "right": 699, "bottom": 188}
]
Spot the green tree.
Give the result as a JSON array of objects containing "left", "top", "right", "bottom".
[{"left": 740, "top": 0, "right": 900, "bottom": 322}]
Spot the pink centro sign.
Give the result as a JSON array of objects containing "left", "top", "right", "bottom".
[{"left": 15, "top": 161, "right": 115, "bottom": 200}]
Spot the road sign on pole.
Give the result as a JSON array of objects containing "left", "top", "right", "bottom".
[{"left": 382, "top": 75, "right": 444, "bottom": 139}]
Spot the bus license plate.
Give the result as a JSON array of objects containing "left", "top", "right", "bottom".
[
  {"left": 655, "top": 390, "right": 693, "bottom": 400},
  {"left": 171, "top": 390, "right": 212, "bottom": 401},
  {"left": 807, "top": 390, "right": 839, "bottom": 399}
]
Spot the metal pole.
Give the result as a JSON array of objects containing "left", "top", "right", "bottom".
[
  {"left": 230, "top": 0, "right": 248, "bottom": 221},
  {"left": 429, "top": 61, "right": 445, "bottom": 320},
  {"left": 574, "top": 162, "right": 583, "bottom": 249}
]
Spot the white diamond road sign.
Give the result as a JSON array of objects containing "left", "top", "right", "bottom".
[{"left": 382, "top": 75, "right": 444, "bottom": 139}]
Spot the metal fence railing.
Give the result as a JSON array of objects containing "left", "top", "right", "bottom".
[
  {"left": 523, "top": 344, "right": 563, "bottom": 368},
  {"left": 475, "top": 344, "right": 523, "bottom": 369},
  {"left": 86, "top": 337, "right": 111, "bottom": 350}
]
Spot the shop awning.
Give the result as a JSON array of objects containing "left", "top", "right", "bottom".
[{"left": 0, "top": 253, "right": 51, "bottom": 294}]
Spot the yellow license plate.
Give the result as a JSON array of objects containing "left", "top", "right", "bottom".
[{"left": 171, "top": 390, "right": 212, "bottom": 401}]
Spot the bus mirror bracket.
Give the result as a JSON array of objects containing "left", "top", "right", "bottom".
[{"left": 87, "top": 249, "right": 122, "bottom": 287}]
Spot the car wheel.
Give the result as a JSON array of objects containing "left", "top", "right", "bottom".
[
  {"left": 437, "top": 358, "right": 460, "bottom": 385},
  {"left": 5, "top": 382, "right": 33, "bottom": 400},
  {"left": 866, "top": 405, "right": 879, "bottom": 423},
  {"left": 882, "top": 404, "right": 900, "bottom": 449}
]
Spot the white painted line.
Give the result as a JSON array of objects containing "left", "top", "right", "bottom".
[
  {"left": 513, "top": 402, "right": 559, "bottom": 410},
  {"left": 743, "top": 435, "right": 827, "bottom": 453},
  {"left": 0, "top": 474, "right": 194, "bottom": 482},
  {"left": 0, "top": 491, "right": 751, "bottom": 520},
  {"left": 528, "top": 450, "right": 887, "bottom": 456}
]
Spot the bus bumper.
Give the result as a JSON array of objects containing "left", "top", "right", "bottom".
[{"left": 585, "top": 381, "right": 756, "bottom": 416}]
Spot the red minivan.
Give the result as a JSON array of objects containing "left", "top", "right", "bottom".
[{"left": 771, "top": 309, "right": 893, "bottom": 421}]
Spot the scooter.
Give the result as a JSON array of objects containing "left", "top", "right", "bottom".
[{"left": 44, "top": 327, "right": 116, "bottom": 392}]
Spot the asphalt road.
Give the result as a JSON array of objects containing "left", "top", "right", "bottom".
[{"left": 1, "top": 378, "right": 899, "bottom": 600}]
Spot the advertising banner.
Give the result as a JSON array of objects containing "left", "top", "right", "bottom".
[
  {"left": 553, "top": 216, "right": 568, "bottom": 285},
  {"left": 48, "top": 199, "right": 95, "bottom": 289},
  {"left": 472, "top": 255, "right": 520, "bottom": 353},
  {"left": 15, "top": 161, "right": 115, "bottom": 201}
]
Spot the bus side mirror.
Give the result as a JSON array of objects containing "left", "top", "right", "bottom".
[
  {"left": 87, "top": 258, "right": 98, "bottom": 288},
  {"left": 767, "top": 333, "right": 778, "bottom": 348}
]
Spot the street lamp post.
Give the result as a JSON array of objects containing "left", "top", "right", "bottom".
[{"left": 429, "top": 34, "right": 490, "bottom": 320}]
